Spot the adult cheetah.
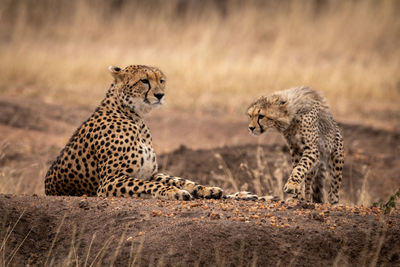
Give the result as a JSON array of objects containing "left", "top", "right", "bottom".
[
  {"left": 45, "top": 65, "right": 223, "bottom": 200},
  {"left": 247, "top": 86, "right": 344, "bottom": 204}
]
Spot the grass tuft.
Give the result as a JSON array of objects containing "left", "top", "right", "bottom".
[{"left": 373, "top": 188, "right": 400, "bottom": 215}]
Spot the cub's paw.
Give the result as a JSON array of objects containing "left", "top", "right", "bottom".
[
  {"left": 193, "top": 185, "right": 223, "bottom": 199},
  {"left": 163, "top": 187, "right": 193, "bottom": 201},
  {"left": 283, "top": 181, "right": 301, "bottom": 195},
  {"left": 328, "top": 194, "right": 339, "bottom": 205},
  {"left": 223, "top": 191, "right": 258, "bottom": 201},
  {"left": 285, "top": 196, "right": 300, "bottom": 205}
]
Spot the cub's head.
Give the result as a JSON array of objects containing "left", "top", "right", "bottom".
[
  {"left": 108, "top": 65, "right": 166, "bottom": 115},
  {"left": 247, "top": 94, "right": 291, "bottom": 135}
]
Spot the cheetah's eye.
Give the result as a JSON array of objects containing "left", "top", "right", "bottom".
[
  {"left": 160, "top": 79, "right": 165, "bottom": 84},
  {"left": 141, "top": 79, "right": 149, "bottom": 84},
  {"left": 258, "top": 114, "right": 265, "bottom": 120}
]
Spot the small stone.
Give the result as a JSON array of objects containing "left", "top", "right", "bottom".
[{"left": 78, "top": 199, "right": 89, "bottom": 210}]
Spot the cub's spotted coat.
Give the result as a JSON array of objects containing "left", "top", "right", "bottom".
[{"left": 247, "top": 86, "right": 344, "bottom": 204}]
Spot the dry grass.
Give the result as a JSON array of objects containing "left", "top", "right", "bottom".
[
  {"left": 0, "top": 0, "right": 399, "bottom": 115},
  {"left": 0, "top": 210, "right": 29, "bottom": 266},
  {"left": 237, "top": 147, "right": 288, "bottom": 200},
  {"left": 0, "top": 139, "right": 47, "bottom": 195}
]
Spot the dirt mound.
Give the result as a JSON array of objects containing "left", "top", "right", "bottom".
[
  {"left": 0, "top": 97, "right": 90, "bottom": 133},
  {"left": 1, "top": 194, "right": 399, "bottom": 266}
]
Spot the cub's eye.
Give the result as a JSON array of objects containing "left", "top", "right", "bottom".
[
  {"left": 258, "top": 114, "right": 265, "bottom": 119},
  {"left": 160, "top": 79, "right": 165, "bottom": 84},
  {"left": 141, "top": 79, "right": 149, "bottom": 84}
]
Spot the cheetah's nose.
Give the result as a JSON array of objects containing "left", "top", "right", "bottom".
[
  {"left": 249, "top": 126, "right": 255, "bottom": 132},
  {"left": 154, "top": 93, "right": 164, "bottom": 100}
]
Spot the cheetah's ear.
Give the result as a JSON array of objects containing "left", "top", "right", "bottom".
[{"left": 108, "top": 65, "right": 124, "bottom": 82}]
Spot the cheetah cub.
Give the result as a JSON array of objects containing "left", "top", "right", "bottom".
[
  {"left": 247, "top": 86, "right": 344, "bottom": 204},
  {"left": 45, "top": 65, "right": 223, "bottom": 200}
]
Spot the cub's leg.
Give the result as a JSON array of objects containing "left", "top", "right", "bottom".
[
  {"left": 150, "top": 173, "right": 223, "bottom": 199},
  {"left": 312, "top": 163, "right": 326, "bottom": 203},
  {"left": 97, "top": 174, "right": 192, "bottom": 200},
  {"left": 328, "top": 147, "right": 344, "bottom": 204},
  {"left": 286, "top": 148, "right": 303, "bottom": 202},
  {"left": 284, "top": 145, "right": 319, "bottom": 197},
  {"left": 304, "top": 168, "right": 316, "bottom": 202},
  {"left": 285, "top": 146, "right": 312, "bottom": 202}
]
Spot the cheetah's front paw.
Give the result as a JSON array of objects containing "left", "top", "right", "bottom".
[
  {"left": 192, "top": 185, "right": 223, "bottom": 199},
  {"left": 283, "top": 181, "right": 301, "bottom": 195},
  {"left": 223, "top": 191, "right": 258, "bottom": 201},
  {"left": 163, "top": 188, "right": 193, "bottom": 201}
]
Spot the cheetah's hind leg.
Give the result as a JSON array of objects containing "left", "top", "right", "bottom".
[{"left": 97, "top": 175, "right": 192, "bottom": 200}]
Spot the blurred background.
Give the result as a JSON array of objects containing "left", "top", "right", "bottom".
[
  {"left": 1, "top": 0, "right": 399, "bottom": 116},
  {"left": 0, "top": 0, "right": 399, "bottom": 203}
]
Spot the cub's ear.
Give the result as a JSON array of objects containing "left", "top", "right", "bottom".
[
  {"left": 108, "top": 66, "right": 124, "bottom": 82},
  {"left": 271, "top": 95, "right": 287, "bottom": 106}
]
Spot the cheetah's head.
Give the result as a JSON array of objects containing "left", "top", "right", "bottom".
[
  {"left": 247, "top": 94, "right": 291, "bottom": 135},
  {"left": 109, "top": 65, "right": 166, "bottom": 116}
]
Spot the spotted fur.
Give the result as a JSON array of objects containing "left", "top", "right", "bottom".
[
  {"left": 247, "top": 86, "right": 344, "bottom": 204},
  {"left": 44, "top": 65, "right": 223, "bottom": 200}
]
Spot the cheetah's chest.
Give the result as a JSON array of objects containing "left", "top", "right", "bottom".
[{"left": 134, "top": 137, "right": 157, "bottom": 180}]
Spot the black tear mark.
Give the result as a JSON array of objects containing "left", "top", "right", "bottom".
[
  {"left": 143, "top": 79, "right": 151, "bottom": 103},
  {"left": 257, "top": 117, "right": 264, "bottom": 133}
]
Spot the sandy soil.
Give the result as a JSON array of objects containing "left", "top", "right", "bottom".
[{"left": 0, "top": 96, "right": 399, "bottom": 266}]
